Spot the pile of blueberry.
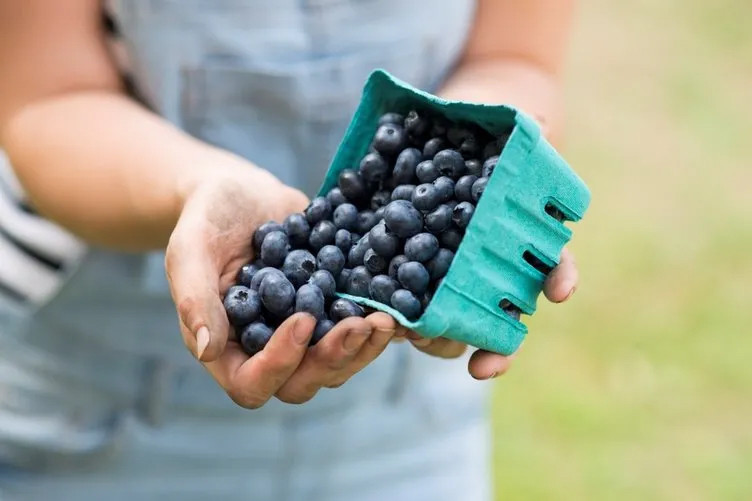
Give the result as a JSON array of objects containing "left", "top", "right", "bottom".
[{"left": 224, "top": 110, "right": 510, "bottom": 356}]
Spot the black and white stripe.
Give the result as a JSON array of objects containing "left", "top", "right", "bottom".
[
  {"left": 0, "top": 5, "right": 136, "bottom": 307},
  {"left": 0, "top": 152, "right": 86, "bottom": 306}
]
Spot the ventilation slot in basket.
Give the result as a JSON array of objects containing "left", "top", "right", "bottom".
[
  {"left": 498, "top": 299, "right": 522, "bottom": 322},
  {"left": 545, "top": 200, "right": 571, "bottom": 222},
  {"left": 523, "top": 250, "right": 554, "bottom": 276}
]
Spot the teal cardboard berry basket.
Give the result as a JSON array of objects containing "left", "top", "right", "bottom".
[{"left": 317, "top": 70, "right": 591, "bottom": 355}]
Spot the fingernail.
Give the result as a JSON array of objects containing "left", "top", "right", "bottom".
[
  {"left": 410, "top": 336, "right": 432, "bottom": 348},
  {"left": 372, "top": 327, "right": 395, "bottom": 345},
  {"left": 489, "top": 372, "right": 499, "bottom": 379},
  {"left": 564, "top": 285, "right": 577, "bottom": 302},
  {"left": 344, "top": 328, "right": 371, "bottom": 352},
  {"left": 293, "top": 315, "right": 314, "bottom": 345},
  {"left": 196, "top": 326, "right": 211, "bottom": 360}
]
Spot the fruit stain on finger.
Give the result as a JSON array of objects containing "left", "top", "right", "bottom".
[{"left": 343, "top": 328, "right": 372, "bottom": 353}]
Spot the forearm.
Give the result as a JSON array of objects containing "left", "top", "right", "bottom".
[
  {"left": 0, "top": 91, "right": 246, "bottom": 250},
  {"left": 439, "top": 59, "right": 564, "bottom": 144}
]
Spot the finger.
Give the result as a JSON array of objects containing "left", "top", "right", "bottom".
[
  {"left": 406, "top": 331, "right": 467, "bottom": 358},
  {"left": 166, "top": 212, "right": 230, "bottom": 363},
  {"left": 543, "top": 247, "right": 578, "bottom": 303},
  {"left": 274, "top": 316, "right": 373, "bottom": 404},
  {"left": 325, "top": 312, "right": 396, "bottom": 387},
  {"left": 205, "top": 313, "right": 315, "bottom": 409},
  {"left": 468, "top": 350, "right": 514, "bottom": 380}
]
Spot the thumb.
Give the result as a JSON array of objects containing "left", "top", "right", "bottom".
[{"left": 166, "top": 219, "right": 230, "bottom": 362}]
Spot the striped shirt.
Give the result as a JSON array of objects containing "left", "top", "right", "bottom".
[{"left": 0, "top": 4, "right": 126, "bottom": 308}]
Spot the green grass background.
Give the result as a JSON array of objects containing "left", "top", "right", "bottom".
[{"left": 490, "top": 1, "right": 752, "bottom": 499}]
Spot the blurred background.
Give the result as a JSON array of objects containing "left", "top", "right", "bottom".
[{"left": 490, "top": 1, "right": 752, "bottom": 499}]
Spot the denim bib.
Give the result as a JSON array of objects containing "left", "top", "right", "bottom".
[{"left": 0, "top": 3, "right": 492, "bottom": 499}]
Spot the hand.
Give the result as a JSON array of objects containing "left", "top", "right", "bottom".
[
  {"left": 400, "top": 248, "right": 579, "bottom": 379},
  {"left": 165, "top": 159, "right": 398, "bottom": 408}
]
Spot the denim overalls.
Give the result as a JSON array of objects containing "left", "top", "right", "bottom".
[{"left": 0, "top": 1, "right": 493, "bottom": 499}]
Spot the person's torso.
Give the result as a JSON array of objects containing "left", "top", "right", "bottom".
[{"left": 0, "top": 0, "right": 488, "bottom": 471}]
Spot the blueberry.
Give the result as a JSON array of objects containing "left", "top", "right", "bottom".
[
  {"left": 411, "top": 183, "right": 441, "bottom": 212},
  {"left": 335, "top": 228, "right": 353, "bottom": 254},
  {"left": 308, "top": 269, "right": 336, "bottom": 299},
  {"left": 378, "top": 112, "right": 404, "bottom": 126},
  {"left": 236, "top": 263, "right": 260, "bottom": 287},
  {"left": 482, "top": 139, "right": 501, "bottom": 159},
  {"left": 424, "top": 204, "right": 453, "bottom": 234},
  {"left": 415, "top": 160, "right": 440, "bottom": 183},
  {"left": 372, "top": 123, "right": 407, "bottom": 157},
  {"left": 369, "top": 274, "right": 399, "bottom": 305},
  {"left": 482, "top": 155, "right": 499, "bottom": 178},
  {"left": 420, "top": 292, "right": 433, "bottom": 310},
  {"left": 253, "top": 221, "right": 284, "bottom": 253},
  {"left": 250, "top": 266, "right": 285, "bottom": 291},
  {"left": 364, "top": 248, "right": 387, "bottom": 274},
  {"left": 310, "top": 319, "right": 335, "bottom": 346},
  {"left": 388, "top": 254, "right": 409, "bottom": 279},
  {"left": 392, "top": 147, "right": 422, "bottom": 185},
  {"left": 264, "top": 308, "right": 293, "bottom": 329},
  {"left": 223, "top": 285, "right": 262, "bottom": 326},
  {"left": 383, "top": 200, "right": 423, "bottom": 238},
  {"left": 404, "top": 233, "right": 439, "bottom": 263},
  {"left": 356, "top": 210, "right": 379, "bottom": 234},
  {"left": 259, "top": 273, "right": 296, "bottom": 316},
  {"left": 347, "top": 266, "right": 373, "bottom": 298},
  {"left": 465, "top": 159, "right": 483, "bottom": 177},
  {"left": 370, "top": 190, "right": 392, "bottom": 210},
  {"left": 333, "top": 203, "right": 359, "bottom": 231},
  {"left": 454, "top": 174, "right": 478, "bottom": 202},
  {"left": 433, "top": 149, "right": 465, "bottom": 178},
  {"left": 295, "top": 283, "right": 325, "bottom": 318},
  {"left": 308, "top": 220, "right": 337, "bottom": 251},
  {"left": 336, "top": 268, "right": 352, "bottom": 291},
  {"left": 347, "top": 234, "right": 371, "bottom": 267},
  {"left": 240, "top": 322, "right": 274, "bottom": 356},
  {"left": 391, "top": 184, "right": 416, "bottom": 201},
  {"left": 459, "top": 135, "right": 480, "bottom": 159},
  {"left": 368, "top": 222, "right": 400, "bottom": 258},
  {"left": 260, "top": 230, "right": 289, "bottom": 267},
  {"left": 326, "top": 187, "right": 347, "bottom": 208},
  {"left": 439, "top": 227, "right": 463, "bottom": 252},
  {"left": 282, "top": 249, "right": 316, "bottom": 288},
  {"left": 391, "top": 289, "right": 422, "bottom": 320},
  {"left": 423, "top": 137, "right": 446, "bottom": 159},
  {"left": 426, "top": 248, "right": 454, "bottom": 281},
  {"left": 452, "top": 201, "right": 475, "bottom": 229},
  {"left": 305, "top": 197, "right": 332, "bottom": 225},
  {"left": 433, "top": 176, "right": 455, "bottom": 204},
  {"left": 471, "top": 177, "right": 489, "bottom": 203},
  {"left": 338, "top": 169, "right": 368, "bottom": 204},
  {"left": 374, "top": 206, "right": 386, "bottom": 220},
  {"left": 483, "top": 133, "right": 510, "bottom": 160},
  {"left": 447, "top": 125, "right": 473, "bottom": 146},
  {"left": 330, "top": 298, "right": 365, "bottom": 321},
  {"left": 283, "top": 213, "right": 310, "bottom": 248},
  {"left": 404, "top": 110, "right": 431, "bottom": 139},
  {"left": 430, "top": 116, "right": 449, "bottom": 137},
  {"left": 397, "top": 261, "right": 430, "bottom": 296},
  {"left": 359, "top": 151, "right": 389, "bottom": 184},
  {"left": 316, "top": 245, "right": 346, "bottom": 277}
]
